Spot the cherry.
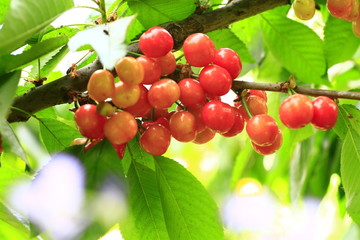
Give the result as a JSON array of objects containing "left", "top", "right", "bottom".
[
  {"left": 248, "top": 90, "right": 267, "bottom": 102},
  {"left": 140, "top": 124, "right": 171, "bottom": 156},
  {"left": 183, "top": 33, "right": 216, "bottom": 67},
  {"left": 97, "top": 102, "right": 116, "bottom": 116},
  {"left": 201, "top": 100, "right": 235, "bottom": 134},
  {"left": 139, "top": 26, "right": 174, "bottom": 58},
  {"left": 104, "top": 111, "right": 137, "bottom": 145},
  {"left": 153, "top": 51, "right": 176, "bottom": 76},
  {"left": 251, "top": 130, "right": 283, "bottom": 155},
  {"left": 246, "top": 114, "right": 279, "bottom": 146},
  {"left": 279, "top": 94, "right": 313, "bottom": 129},
  {"left": 221, "top": 107, "right": 245, "bottom": 137},
  {"left": 112, "top": 143, "right": 127, "bottom": 159},
  {"left": 311, "top": 96, "right": 338, "bottom": 130},
  {"left": 178, "top": 78, "right": 206, "bottom": 108},
  {"left": 343, "top": 0, "right": 359, "bottom": 21},
  {"left": 136, "top": 56, "right": 161, "bottom": 84},
  {"left": 188, "top": 105, "right": 206, "bottom": 133},
  {"left": 87, "top": 69, "right": 115, "bottom": 102},
  {"left": 115, "top": 56, "right": 144, "bottom": 85},
  {"left": 193, "top": 128, "right": 216, "bottom": 144},
  {"left": 124, "top": 84, "right": 152, "bottom": 118},
  {"left": 74, "top": 104, "right": 107, "bottom": 140},
  {"left": 213, "top": 48, "right": 242, "bottom": 79},
  {"left": 169, "top": 110, "right": 197, "bottom": 142},
  {"left": 293, "top": 0, "right": 316, "bottom": 20},
  {"left": 199, "top": 64, "right": 232, "bottom": 96},
  {"left": 353, "top": 16, "right": 360, "bottom": 37},
  {"left": 148, "top": 78, "right": 180, "bottom": 109},
  {"left": 327, "top": 0, "right": 353, "bottom": 19},
  {"left": 235, "top": 95, "right": 268, "bottom": 121},
  {"left": 112, "top": 81, "right": 140, "bottom": 108}
]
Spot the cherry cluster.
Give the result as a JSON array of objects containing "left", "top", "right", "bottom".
[
  {"left": 73, "top": 26, "right": 338, "bottom": 158},
  {"left": 292, "top": 0, "right": 360, "bottom": 37}
]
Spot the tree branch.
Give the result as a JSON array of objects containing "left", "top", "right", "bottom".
[
  {"left": 8, "top": 0, "right": 290, "bottom": 123},
  {"left": 232, "top": 81, "right": 360, "bottom": 100}
]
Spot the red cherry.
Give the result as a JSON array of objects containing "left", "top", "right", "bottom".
[
  {"left": 169, "top": 110, "right": 197, "bottom": 142},
  {"left": 213, "top": 48, "right": 242, "bottom": 79},
  {"left": 279, "top": 94, "right": 313, "bottom": 129},
  {"left": 201, "top": 100, "right": 235, "bottom": 134},
  {"left": 246, "top": 114, "right": 279, "bottom": 146},
  {"left": 112, "top": 143, "right": 127, "bottom": 159},
  {"left": 221, "top": 107, "right": 245, "bottom": 137},
  {"left": 235, "top": 95, "right": 268, "bottom": 122},
  {"left": 104, "top": 111, "right": 137, "bottom": 145},
  {"left": 74, "top": 104, "right": 107, "bottom": 140},
  {"left": 140, "top": 124, "right": 171, "bottom": 156},
  {"left": 199, "top": 65, "right": 232, "bottom": 96},
  {"left": 139, "top": 26, "right": 174, "bottom": 58},
  {"left": 178, "top": 78, "right": 206, "bottom": 108},
  {"left": 248, "top": 89, "right": 267, "bottom": 102},
  {"left": 183, "top": 33, "right": 216, "bottom": 67},
  {"left": 311, "top": 96, "right": 338, "bottom": 130},
  {"left": 152, "top": 51, "right": 176, "bottom": 76},
  {"left": 148, "top": 78, "right": 180, "bottom": 109},
  {"left": 124, "top": 84, "right": 152, "bottom": 118},
  {"left": 136, "top": 56, "right": 161, "bottom": 84},
  {"left": 343, "top": 0, "right": 359, "bottom": 21},
  {"left": 193, "top": 128, "right": 216, "bottom": 144},
  {"left": 327, "top": 0, "right": 353, "bottom": 19},
  {"left": 251, "top": 130, "right": 283, "bottom": 155}
]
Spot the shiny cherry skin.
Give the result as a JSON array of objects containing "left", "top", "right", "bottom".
[
  {"left": 124, "top": 85, "right": 152, "bottom": 118},
  {"left": 139, "top": 26, "right": 174, "bottom": 58},
  {"left": 140, "top": 124, "right": 171, "bottom": 156},
  {"left": 183, "top": 33, "right": 216, "bottom": 67},
  {"left": 178, "top": 78, "right": 206, "bottom": 108},
  {"left": 74, "top": 104, "right": 107, "bottom": 140},
  {"left": 201, "top": 100, "right": 235, "bottom": 134},
  {"left": 169, "top": 110, "right": 197, "bottom": 142},
  {"left": 115, "top": 56, "right": 144, "bottom": 85},
  {"left": 136, "top": 56, "right": 162, "bottom": 84},
  {"left": 279, "top": 94, "right": 313, "bottom": 129},
  {"left": 87, "top": 69, "right": 115, "bottom": 102},
  {"left": 213, "top": 48, "right": 242, "bottom": 79},
  {"left": 311, "top": 96, "right": 338, "bottom": 130},
  {"left": 148, "top": 78, "right": 180, "bottom": 109},
  {"left": 199, "top": 64, "right": 232, "bottom": 96},
  {"left": 246, "top": 114, "right": 279, "bottom": 146},
  {"left": 251, "top": 130, "right": 283, "bottom": 155},
  {"left": 104, "top": 111, "right": 137, "bottom": 145}
]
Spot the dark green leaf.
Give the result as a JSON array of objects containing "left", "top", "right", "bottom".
[
  {"left": 155, "top": 156, "right": 224, "bottom": 240},
  {"left": 207, "top": 29, "right": 255, "bottom": 63},
  {"left": 324, "top": 16, "right": 360, "bottom": 67},
  {"left": 127, "top": 0, "right": 197, "bottom": 28},
  {"left": 0, "top": 0, "right": 10, "bottom": 24},
  {"left": 39, "top": 118, "right": 82, "bottom": 153},
  {"left": 260, "top": 12, "right": 327, "bottom": 85},
  {"left": 0, "top": 71, "right": 21, "bottom": 119},
  {"left": 120, "top": 161, "right": 170, "bottom": 240},
  {"left": 0, "top": 36, "right": 68, "bottom": 75}
]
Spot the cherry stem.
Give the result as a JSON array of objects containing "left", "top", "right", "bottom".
[
  {"left": 241, "top": 96, "right": 253, "bottom": 118},
  {"left": 99, "top": 0, "right": 107, "bottom": 23},
  {"left": 175, "top": 54, "right": 184, "bottom": 61},
  {"left": 127, "top": 51, "right": 143, "bottom": 57},
  {"left": 175, "top": 101, "right": 186, "bottom": 110}
]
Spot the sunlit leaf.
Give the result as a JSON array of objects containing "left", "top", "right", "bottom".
[
  {"left": 68, "top": 16, "right": 135, "bottom": 70},
  {"left": 0, "top": 0, "right": 74, "bottom": 54},
  {"left": 155, "top": 156, "right": 224, "bottom": 240}
]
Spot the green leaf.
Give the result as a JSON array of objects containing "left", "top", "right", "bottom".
[
  {"left": 324, "top": 16, "right": 360, "bottom": 67},
  {"left": 155, "top": 156, "right": 224, "bottom": 240},
  {"left": 68, "top": 16, "right": 135, "bottom": 70},
  {"left": 333, "top": 104, "right": 360, "bottom": 140},
  {"left": 127, "top": 0, "right": 196, "bottom": 29},
  {"left": 207, "top": 29, "right": 255, "bottom": 63},
  {"left": 0, "top": 0, "right": 10, "bottom": 24},
  {"left": 120, "top": 161, "right": 170, "bottom": 240},
  {"left": 341, "top": 130, "right": 360, "bottom": 224},
  {"left": 0, "top": 202, "right": 30, "bottom": 239},
  {"left": 0, "top": 36, "right": 68, "bottom": 75},
  {"left": 0, "top": 0, "right": 74, "bottom": 54},
  {"left": 260, "top": 12, "right": 327, "bottom": 85},
  {"left": 39, "top": 118, "right": 82, "bottom": 153},
  {"left": 0, "top": 71, "right": 21, "bottom": 119}
]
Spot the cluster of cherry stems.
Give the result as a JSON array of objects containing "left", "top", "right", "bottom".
[
  {"left": 73, "top": 26, "right": 338, "bottom": 158},
  {"left": 293, "top": 0, "right": 360, "bottom": 37}
]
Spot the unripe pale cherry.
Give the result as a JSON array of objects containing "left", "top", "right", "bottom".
[
  {"left": 170, "top": 110, "right": 197, "bottom": 142},
  {"left": 293, "top": 0, "right": 316, "bottom": 20},
  {"left": 311, "top": 96, "right": 338, "bottom": 130},
  {"left": 183, "top": 33, "right": 216, "bottom": 67},
  {"left": 115, "top": 57, "right": 144, "bottom": 85},
  {"left": 139, "top": 26, "right": 174, "bottom": 58},
  {"left": 87, "top": 69, "right": 115, "bottom": 102},
  {"left": 112, "top": 81, "right": 140, "bottom": 108}
]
